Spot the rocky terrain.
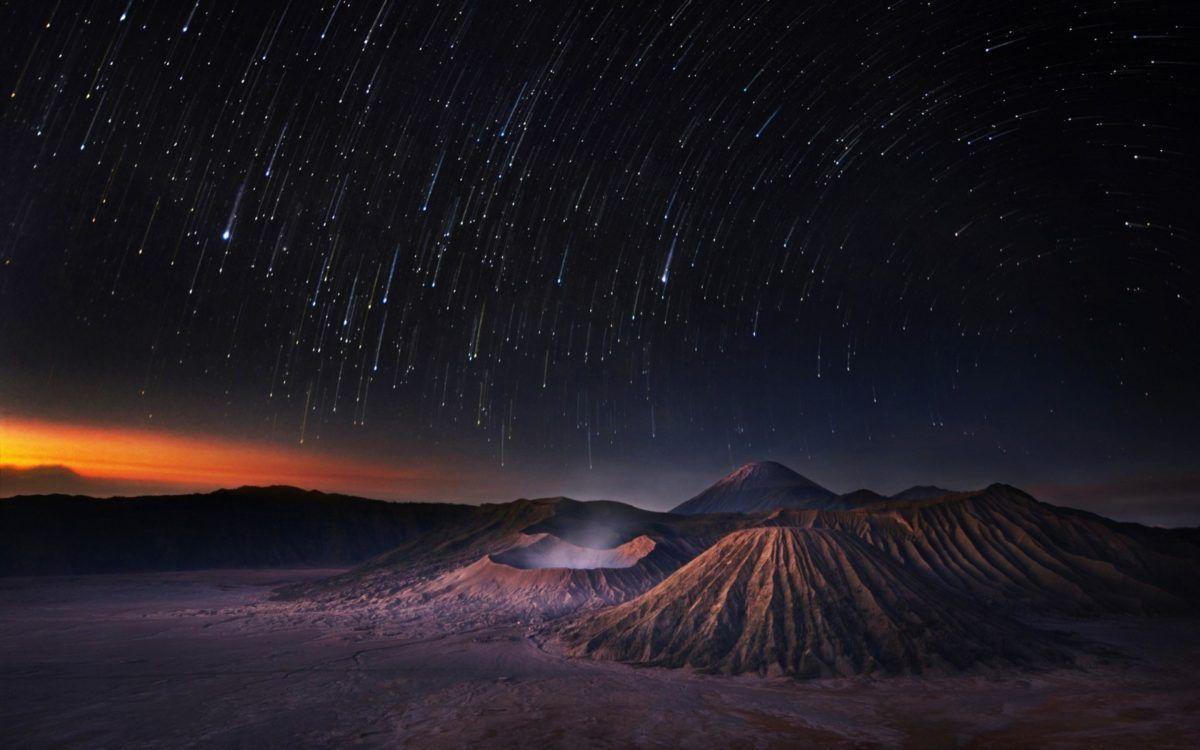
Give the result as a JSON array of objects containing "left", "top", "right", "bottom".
[
  {"left": 560, "top": 527, "right": 1071, "bottom": 677},
  {"left": 757, "top": 484, "right": 1200, "bottom": 615},
  {"left": 234, "top": 462, "right": 1197, "bottom": 680}
]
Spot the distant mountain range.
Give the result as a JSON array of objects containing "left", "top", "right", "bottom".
[
  {"left": 670, "top": 460, "right": 951, "bottom": 513},
  {"left": 0, "top": 486, "right": 471, "bottom": 575},
  {"left": 5, "top": 462, "right": 1199, "bottom": 678}
]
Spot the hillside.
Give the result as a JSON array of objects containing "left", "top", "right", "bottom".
[
  {"left": 284, "top": 497, "right": 732, "bottom": 617},
  {"left": 0, "top": 487, "right": 471, "bottom": 575},
  {"left": 758, "top": 484, "right": 1200, "bottom": 615},
  {"left": 560, "top": 527, "right": 1070, "bottom": 677}
]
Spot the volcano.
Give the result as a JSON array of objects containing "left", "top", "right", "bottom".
[
  {"left": 404, "top": 533, "right": 685, "bottom": 620},
  {"left": 561, "top": 527, "right": 1067, "bottom": 677},
  {"left": 760, "top": 484, "right": 1200, "bottom": 615},
  {"left": 670, "top": 461, "right": 839, "bottom": 514},
  {"left": 285, "top": 497, "right": 731, "bottom": 624},
  {"left": 12, "top": 473, "right": 1196, "bottom": 683}
]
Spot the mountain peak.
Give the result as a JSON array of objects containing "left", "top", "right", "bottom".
[
  {"left": 670, "top": 460, "right": 836, "bottom": 515},
  {"left": 839, "top": 488, "right": 888, "bottom": 506},
  {"left": 716, "top": 461, "right": 818, "bottom": 488},
  {"left": 890, "top": 485, "right": 953, "bottom": 501}
]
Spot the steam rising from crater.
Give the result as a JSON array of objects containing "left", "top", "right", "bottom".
[{"left": 492, "top": 534, "right": 656, "bottom": 570}]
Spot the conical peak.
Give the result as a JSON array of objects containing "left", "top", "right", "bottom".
[
  {"left": 671, "top": 461, "right": 836, "bottom": 514},
  {"left": 719, "top": 461, "right": 816, "bottom": 488}
]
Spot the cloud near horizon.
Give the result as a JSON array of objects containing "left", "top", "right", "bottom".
[
  {"left": 0, "top": 464, "right": 188, "bottom": 498},
  {"left": 0, "top": 417, "right": 436, "bottom": 499}
]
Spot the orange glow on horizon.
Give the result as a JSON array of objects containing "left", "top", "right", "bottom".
[{"left": 0, "top": 417, "right": 425, "bottom": 496}]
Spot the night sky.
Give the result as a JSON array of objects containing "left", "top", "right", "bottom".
[{"left": 1, "top": 1, "right": 1197, "bottom": 523}]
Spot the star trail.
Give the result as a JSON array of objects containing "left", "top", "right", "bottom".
[{"left": 1, "top": 1, "right": 1197, "bottom": 509}]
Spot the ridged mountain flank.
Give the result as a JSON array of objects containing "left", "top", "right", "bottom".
[
  {"left": 758, "top": 484, "right": 1200, "bottom": 615},
  {"left": 561, "top": 527, "right": 1067, "bottom": 677}
]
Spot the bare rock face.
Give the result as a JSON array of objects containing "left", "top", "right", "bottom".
[
  {"left": 761, "top": 485, "right": 1200, "bottom": 615},
  {"left": 671, "top": 462, "right": 838, "bottom": 514},
  {"left": 299, "top": 527, "right": 711, "bottom": 627},
  {"left": 491, "top": 534, "right": 657, "bottom": 570},
  {"left": 561, "top": 527, "right": 1069, "bottom": 677},
  {"left": 278, "top": 497, "right": 563, "bottom": 601},
  {"left": 280, "top": 497, "right": 742, "bottom": 631},
  {"left": 412, "top": 534, "right": 668, "bottom": 619}
]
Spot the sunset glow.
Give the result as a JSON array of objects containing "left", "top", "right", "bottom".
[{"left": 0, "top": 417, "right": 424, "bottom": 497}]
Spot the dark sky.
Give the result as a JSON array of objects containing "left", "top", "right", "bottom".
[{"left": 1, "top": 1, "right": 1197, "bottom": 523}]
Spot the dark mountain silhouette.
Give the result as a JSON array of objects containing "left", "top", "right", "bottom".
[
  {"left": 890, "top": 485, "right": 953, "bottom": 501},
  {"left": 837, "top": 488, "right": 888, "bottom": 506},
  {"left": 670, "top": 461, "right": 838, "bottom": 514},
  {"left": 561, "top": 527, "right": 1070, "bottom": 677},
  {"left": 0, "top": 487, "right": 471, "bottom": 575}
]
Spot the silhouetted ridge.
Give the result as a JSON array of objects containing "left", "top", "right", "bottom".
[
  {"left": 0, "top": 487, "right": 471, "bottom": 575},
  {"left": 891, "top": 485, "right": 953, "bottom": 501},
  {"left": 838, "top": 488, "right": 888, "bottom": 506}
]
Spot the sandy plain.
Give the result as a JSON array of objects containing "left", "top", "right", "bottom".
[{"left": 1, "top": 569, "right": 1198, "bottom": 749}]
